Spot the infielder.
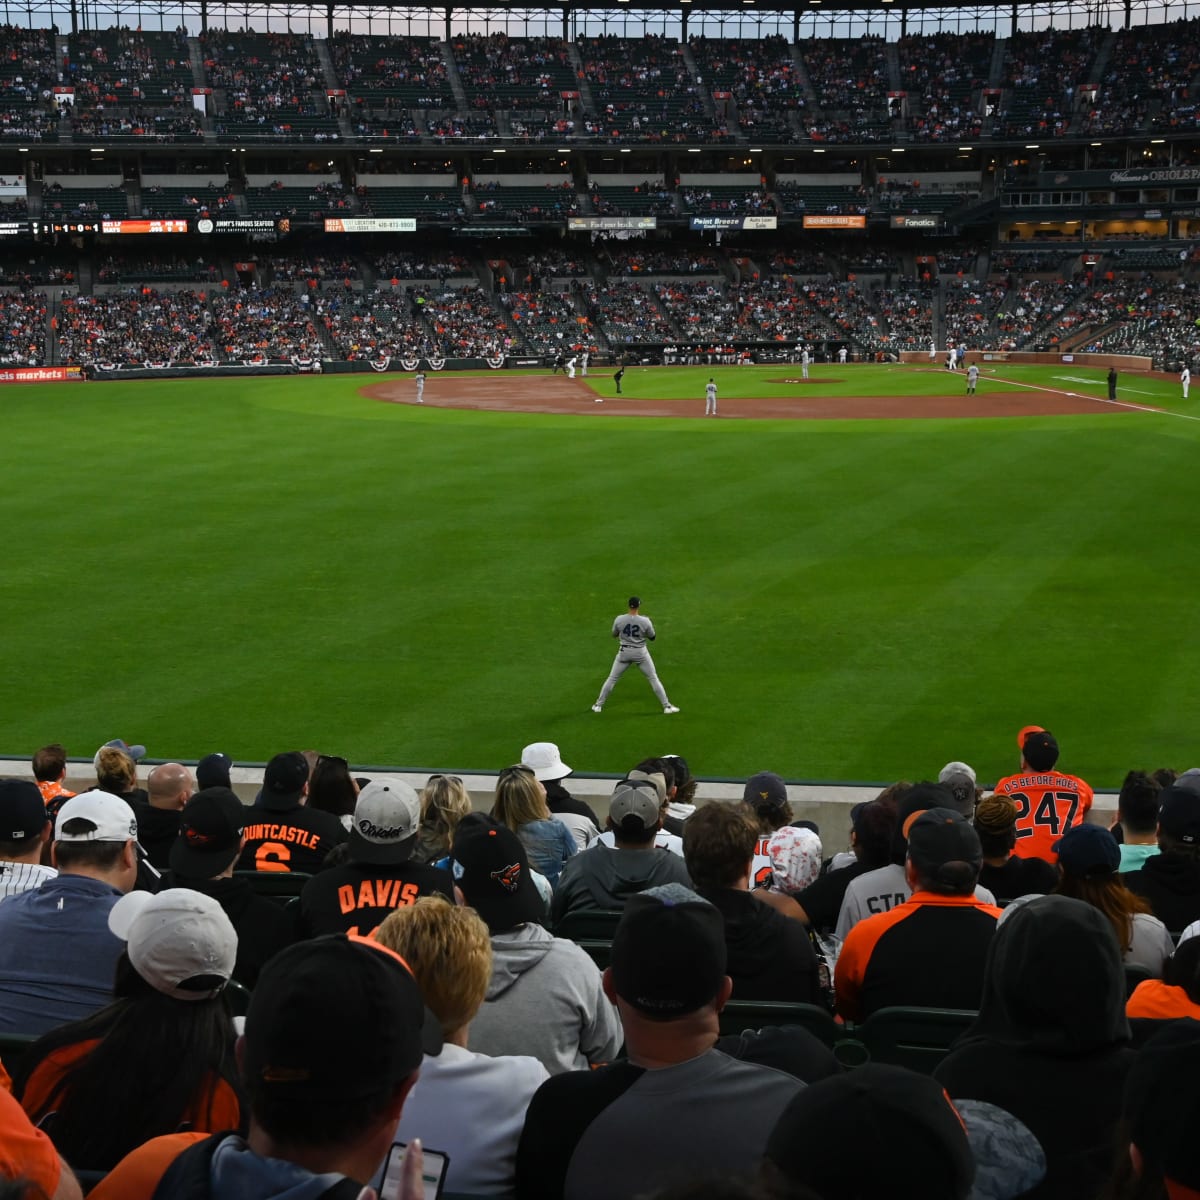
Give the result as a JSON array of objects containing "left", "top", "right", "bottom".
[
  {"left": 592, "top": 596, "right": 679, "bottom": 714},
  {"left": 705, "top": 377, "right": 718, "bottom": 416},
  {"left": 580, "top": 350, "right": 589, "bottom": 378},
  {"left": 966, "top": 363, "right": 979, "bottom": 394},
  {"left": 566, "top": 355, "right": 578, "bottom": 380},
  {"left": 838, "top": 346, "right": 848, "bottom": 364},
  {"left": 614, "top": 366, "right": 625, "bottom": 394},
  {"left": 1183, "top": 365, "right": 1191, "bottom": 399},
  {"left": 415, "top": 370, "right": 426, "bottom": 403},
  {"left": 801, "top": 347, "right": 810, "bottom": 380}
]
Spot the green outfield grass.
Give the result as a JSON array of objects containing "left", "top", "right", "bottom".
[{"left": 3, "top": 363, "right": 1197, "bottom": 787}]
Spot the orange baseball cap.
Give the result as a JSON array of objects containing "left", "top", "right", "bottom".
[{"left": 1017, "top": 725, "right": 1045, "bottom": 750}]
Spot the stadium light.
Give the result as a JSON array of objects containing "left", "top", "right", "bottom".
[
  {"left": 620, "top": 148, "right": 631, "bottom": 153},
  {"left": 1025, "top": 144, "right": 1039, "bottom": 149},
  {"left": 1091, "top": 142, "right": 1103, "bottom": 147},
  {"left": 1151, "top": 138, "right": 1165, "bottom": 144},
  {"left": 369, "top": 148, "right": 383, "bottom": 153}
]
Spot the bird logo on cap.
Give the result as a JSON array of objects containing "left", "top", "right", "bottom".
[{"left": 491, "top": 863, "right": 522, "bottom": 893}]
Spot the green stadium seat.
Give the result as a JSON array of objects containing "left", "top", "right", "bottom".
[
  {"left": 847, "top": 1006, "right": 976, "bottom": 1073},
  {"left": 717, "top": 1000, "right": 841, "bottom": 1047},
  {"left": 553, "top": 909, "right": 623, "bottom": 940},
  {"left": 234, "top": 870, "right": 313, "bottom": 902}
]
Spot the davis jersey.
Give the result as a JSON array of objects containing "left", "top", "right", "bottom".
[
  {"left": 613, "top": 614, "right": 655, "bottom": 650},
  {"left": 992, "top": 770, "right": 1094, "bottom": 863}
]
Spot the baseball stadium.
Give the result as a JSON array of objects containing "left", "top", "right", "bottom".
[{"left": 1, "top": 0, "right": 1200, "bottom": 1192}]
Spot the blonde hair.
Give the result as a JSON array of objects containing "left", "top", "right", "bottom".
[
  {"left": 96, "top": 746, "right": 136, "bottom": 793},
  {"left": 419, "top": 775, "right": 474, "bottom": 853},
  {"left": 374, "top": 897, "right": 492, "bottom": 1037},
  {"left": 491, "top": 765, "right": 550, "bottom": 830}
]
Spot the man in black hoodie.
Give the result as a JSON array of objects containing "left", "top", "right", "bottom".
[
  {"left": 1125, "top": 785, "right": 1200, "bottom": 933},
  {"left": 168, "top": 787, "right": 294, "bottom": 987},
  {"left": 683, "top": 802, "right": 822, "bottom": 1006},
  {"left": 127, "top": 763, "right": 193, "bottom": 869}
]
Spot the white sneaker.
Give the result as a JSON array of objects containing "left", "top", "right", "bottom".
[
  {"left": 663, "top": 705, "right": 680, "bottom": 714},
  {"left": 591, "top": 704, "right": 603, "bottom": 713},
  {"left": 595, "top": 398, "right": 603, "bottom": 403}
]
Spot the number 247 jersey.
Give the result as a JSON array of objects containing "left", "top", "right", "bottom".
[{"left": 991, "top": 770, "right": 1094, "bottom": 863}]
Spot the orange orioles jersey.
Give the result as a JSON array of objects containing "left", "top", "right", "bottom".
[{"left": 991, "top": 770, "right": 1093, "bottom": 863}]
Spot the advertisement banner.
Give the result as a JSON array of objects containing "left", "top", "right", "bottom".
[
  {"left": 890, "top": 214, "right": 941, "bottom": 230},
  {"left": 690, "top": 216, "right": 742, "bottom": 230},
  {"left": 802, "top": 214, "right": 867, "bottom": 229},
  {"left": 567, "top": 216, "right": 657, "bottom": 231},
  {"left": 0, "top": 366, "right": 84, "bottom": 384},
  {"left": 742, "top": 215, "right": 778, "bottom": 230},
  {"left": 101, "top": 219, "right": 189, "bottom": 235},
  {"left": 198, "top": 217, "right": 289, "bottom": 234},
  {"left": 323, "top": 217, "right": 416, "bottom": 233},
  {"left": 0, "top": 220, "right": 33, "bottom": 238},
  {"left": 1037, "top": 165, "right": 1200, "bottom": 189}
]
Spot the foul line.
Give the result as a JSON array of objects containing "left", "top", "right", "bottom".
[{"left": 984, "top": 373, "right": 1200, "bottom": 423}]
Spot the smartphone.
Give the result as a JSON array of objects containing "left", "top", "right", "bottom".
[{"left": 379, "top": 1141, "right": 450, "bottom": 1200}]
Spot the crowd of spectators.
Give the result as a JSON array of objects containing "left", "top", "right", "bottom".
[
  {"left": 70, "top": 106, "right": 202, "bottom": 140},
  {"left": 209, "top": 284, "right": 325, "bottom": 360},
  {"left": 0, "top": 254, "right": 74, "bottom": 287},
  {"left": 269, "top": 253, "right": 359, "bottom": 283},
  {"left": 731, "top": 277, "right": 812, "bottom": 341},
  {"left": 943, "top": 278, "right": 1009, "bottom": 348},
  {"left": 0, "top": 290, "right": 46, "bottom": 363},
  {"left": 682, "top": 186, "right": 775, "bottom": 215},
  {"left": 581, "top": 282, "right": 674, "bottom": 343},
  {"left": 688, "top": 35, "right": 806, "bottom": 140},
  {"left": 897, "top": 31, "right": 992, "bottom": 142},
  {"left": 654, "top": 280, "right": 738, "bottom": 341},
  {"left": 801, "top": 36, "right": 889, "bottom": 140},
  {"left": 1088, "top": 280, "right": 1200, "bottom": 366},
  {"left": 420, "top": 285, "right": 515, "bottom": 357},
  {"left": 373, "top": 250, "right": 473, "bottom": 280},
  {"left": 991, "top": 277, "right": 1081, "bottom": 349},
  {"left": 426, "top": 112, "right": 498, "bottom": 141},
  {"left": 95, "top": 255, "right": 219, "bottom": 284},
  {"left": 994, "top": 26, "right": 1103, "bottom": 138},
  {"left": 472, "top": 181, "right": 578, "bottom": 220},
  {"left": 496, "top": 289, "right": 588, "bottom": 353},
  {"left": 451, "top": 33, "right": 574, "bottom": 106},
  {"left": 871, "top": 281, "right": 935, "bottom": 351},
  {"left": 503, "top": 250, "right": 589, "bottom": 281},
  {"left": 992, "top": 249, "right": 1073, "bottom": 275},
  {"left": 317, "top": 288, "right": 431, "bottom": 361},
  {"left": 768, "top": 248, "right": 834, "bottom": 276},
  {"left": 330, "top": 33, "right": 449, "bottom": 107},
  {"left": 589, "top": 180, "right": 675, "bottom": 216},
  {"left": 57, "top": 289, "right": 219, "bottom": 365},
  {"left": 603, "top": 247, "right": 721, "bottom": 275},
  {"left": 140, "top": 184, "right": 237, "bottom": 219}
]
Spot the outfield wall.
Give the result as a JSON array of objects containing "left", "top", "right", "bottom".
[{"left": 900, "top": 350, "right": 1154, "bottom": 370}]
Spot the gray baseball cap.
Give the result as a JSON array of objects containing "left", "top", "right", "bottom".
[{"left": 610, "top": 782, "right": 661, "bottom": 832}]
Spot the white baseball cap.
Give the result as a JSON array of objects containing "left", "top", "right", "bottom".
[
  {"left": 55, "top": 790, "right": 138, "bottom": 843},
  {"left": 938, "top": 761, "right": 977, "bottom": 787},
  {"left": 109, "top": 890, "right": 237, "bottom": 1001},
  {"left": 349, "top": 780, "right": 421, "bottom": 865},
  {"left": 521, "top": 742, "right": 571, "bottom": 782}
]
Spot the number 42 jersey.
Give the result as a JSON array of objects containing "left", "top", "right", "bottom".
[{"left": 991, "top": 770, "right": 1094, "bottom": 863}]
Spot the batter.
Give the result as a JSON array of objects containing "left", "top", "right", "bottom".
[{"left": 592, "top": 596, "right": 679, "bottom": 714}]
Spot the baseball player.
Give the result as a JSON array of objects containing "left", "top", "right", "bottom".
[
  {"left": 801, "top": 347, "right": 810, "bottom": 380},
  {"left": 1182, "top": 364, "right": 1191, "bottom": 400},
  {"left": 551, "top": 353, "right": 565, "bottom": 376},
  {"left": 705, "top": 377, "right": 718, "bottom": 416},
  {"left": 966, "top": 363, "right": 979, "bottom": 394},
  {"left": 929, "top": 340, "right": 937, "bottom": 363},
  {"left": 414, "top": 370, "right": 426, "bottom": 403},
  {"left": 580, "top": 350, "right": 589, "bottom": 378},
  {"left": 837, "top": 346, "right": 848, "bottom": 364},
  {"left": 614, "top": 366, "right": 625, "bottom": 394},
  {"left": 592, "top": 596, "right": 679, "bottom": 715},
  {"left": 566, "top": 355, "right": 578, "bottom": 380},
  {"left": 946, "top": 345, "right": 956, "bottom": 371}
]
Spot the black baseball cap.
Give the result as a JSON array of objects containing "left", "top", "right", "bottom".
[
  {"left": 1158, "top": 785, "right": 1200, "bottom": 846},
  {"left": 1054, "top": 824, "right": 1120, "bottom": 878},
  {"left": 196, "top": 752, "right": 234, "bottom": 791},
  {"left": 259, "top": 752, "right": 309, "bottom": 811},
  {"left": 450, "top": 817, "right": 544, "bottom": 934},
  {"left": 0, "top": 779, "right": 47, "bottom": 842},
  {"left": 743, "top": 771, "right": 789, "bottom": 812},
  {"left": 171, "top": 787, "right": 245, "bottom": 879},
  {"left": 610, "top": 884, "right": 727, "bottom": 1018},
  {"left": 906, "top": 807, "right": 983, "bottom": 887},
  {"left": 243, "top": 935, "right": 440, "bottom": 1103}
]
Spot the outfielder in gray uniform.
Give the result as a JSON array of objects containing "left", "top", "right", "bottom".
[{"left": 592, "top": 596, "right": 679, "bottom": 714}]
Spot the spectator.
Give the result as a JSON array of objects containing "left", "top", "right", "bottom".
[
  {"left": 1123, "top": 784, "right": 1200, "bottom": 932},
  {"left": 88, "top": 933, "right": 438, "bottom": 1198},
  {"left": 552, "top": 781, "right": 692, "bottom": 922},
  {"left": 14, "top": 890, "right": 242, "bottom": 1171},
  {"left": 373, "top": 897, "right": 549, "bottom": 1196},
  {"left": 0, "top": 779, "right": 55, "bottom": 900},
  {"left": 413, "top": 773, "right": 474, "bottom": 865},
  {"left": 491, "top": 764, "right": 576, "bottom": 886},
  {"left": 298, "top": 780, "right": 454, "bottom": 938},
  {"left": 195, "top": 753, "right": 234, "bottom": 791},
  {"left": 835, "top": 808, "right": 1001, "bottom": 1022},
  {"left": 32, "top": 744, "right": 75, "bottom": 813},
  {"left": 662, "top": 753, "right": 698, "bottom": 834},
  {"left": 1048, "top": 824, "right": 1173, "bottom": 977},
  {"left": 0, "top": 791, "right": 138, "bottom": 1035},
  {"left": 1115, "top": 770, "right": 1163, "bottom": 872},
  {"left": 452, "top": 817, "right": 622, "bottom": 1075},
  {"left": 682, "top": 802, "right": 822, "bottom": 1004},
  {"left": 992, "top": 726, "right": 1094, "bottom": 863},
  {"left": 129, "top": 763, "right": 193, "bottom": 869},
  {"left": 936, "top": 896, "right": 1135, "bottom": 1200},
  {"left": 595, "top": 762, "right": 684, "bottom": 855},
  {"left": 1126, "top": 932, "right": 1200, "bottom": 1023},
  {"left": 521, "top": 742, "right": 601, "bottom": 849},
  {"left": 973, "top": 795, "right": 1058, "bottom": 901},
  {"left": 0, "top": 1084, "right": 82, "bottom": 1200},
  {"left": 236, "top": 751, "right": 347, "bottom": 874},
  {"left": 94, "top": 744, "right": 146, "bottom": 809},
  {"left": 305, "top": 754, "right": 359, "bottom": 830},
  {"left": 515, "top": 884, "right": 803, "bottom": 1199},
  {"left": 168, "top": 787, "right": 294, "bottom": 989}
]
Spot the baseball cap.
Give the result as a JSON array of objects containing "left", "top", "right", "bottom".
[
  {"left": 108, "top": 889, "right": 237, "bottom": 1001},
  {"left": 626, "top": 769, "right": 667, "bottom": 802},
  {"left": 610, "top": 883, "right": 727, "bottom": 1018},
  {"left": 764, "top": 1065, "right": 1046, "bottom": 1200},
  {"left": 1173, "top": 768, "right": 1200, "bottom": 797},
  {"left": 450, "top": 817, "right": 544, "bottom": 934},
  {"left": 93, "top": 739, "right": 146, "bottom": 769},
  {"left": 1016, "top": 725, "right": 1044, "bottom": 750},
  {"left": 609, "top": 781, "right": 662, "bottom": 833},
  {"left": 242, "top": 934, "right": 441, "bottom": 1104},
  {"left": 196, "top": 752, "right": 234, "bottom": 790},
  {"left": 348, "top": 781, "right": 420, "bottom": 865},
  {"left": 0, "top": 779, "right": 48, "bottom": 842},
  {"left": 1054, "top": 823, "right": 1120, "bottom": 878},
  {"left": 170, "top": 787, "right": 246, "bottom": 879},
  {"left": 1020, "top": 729, "right": 1060, "bottom": 771},
  {"left": 743, "top": 771, "right": 789, "bottom": 812},
  {"left": 55, "top": 790, "right": 138, "bottom": 843},
  {"left": 938, "top": 762, "right": 978, "bottom": 815},
  {"left": 521, "top": 742, "right": 571, "bottom": 783},
  {"left": 907, "top": 807, "right": 983, "bottom": 887},
  {"left": 259, "top": 751, "right": 309, "bottom": 811},
  {"left": 1158, "top": 785, "right": 1200, "bottom": 847}
]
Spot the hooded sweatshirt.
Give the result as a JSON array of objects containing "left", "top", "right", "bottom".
[
  {"left": 1124, "top": 853, "right": 1200, "bottom": 932},
  {"left": 935, "top": 895, "right": 1135, "bottom": 1200},
  {"left": 467, "top": 923, "right": 623, "bottom": 1075},
  {"left": 126, "top": 800, "right": 181, "bottom": 870},
  {"left": 551, "top": 843, "right": 692, "bottom": 923}
]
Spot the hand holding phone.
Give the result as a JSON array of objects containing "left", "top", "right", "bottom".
[{"left": 380, "top": 1140, "right": 450, "bottom": 1200}]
